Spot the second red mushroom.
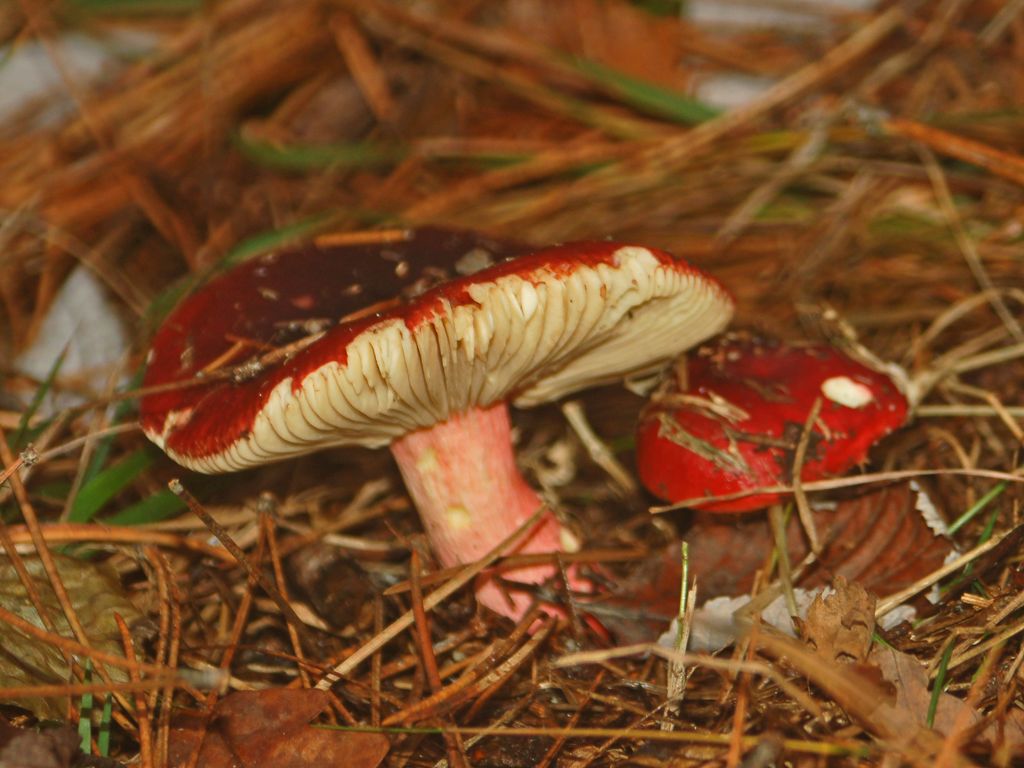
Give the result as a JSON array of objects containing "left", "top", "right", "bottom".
[{"left": 636, "top": 334, "right": 909, "bottom": 512}]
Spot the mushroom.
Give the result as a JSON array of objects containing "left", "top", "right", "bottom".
[
  {"left": 141, "top": 228, "right": 733, "bottom": 618},
  {"left": 636, "top": 334, "right": 909, "bottom": 512}
]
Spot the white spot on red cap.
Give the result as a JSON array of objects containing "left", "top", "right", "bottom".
[
  {"left": 821, "top": 376, "right": 874, "bottom": 408},
  {"left": 455, "top": 247, "right": 495, "bottom": 276}
]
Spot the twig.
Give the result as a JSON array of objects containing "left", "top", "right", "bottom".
[
  {"left": 556, "top": 643, "right": 824, "bottom": 722},
  {"left": 650, "top": 5, "right": 907, "bottom": 169},
  {"left": 262, "top": 514, "right": 312, "bottom": 688},
  {"left": 884, "top": 116, "right": 1024, "bottom": 188},
  {"left": 315, "top": 505, "right": 547, "bottom": 688},
  {"left": 0, "top": 602, "right": 167, "bottom": 676},
  {"left": 767, "top": 505, "right": 798, "bottom": 619},
  {"left": 875, "top": 529, "right": 1014, "bottom": 617},
  {"left": 115, "top": 613, "right": 153, "bottom": 768},
  {"left": 329, "top": 12, "right": 396, "bottom": 123},
  {"left": 536, "top": 670, "right": 605, "bottom": 768},
  {"left": 716, "top": 117, "right": 830, "bottom": 245},
  {"left": 561, "top": 400, "right": 638, "bottom": 496},
  {"left": 168, "top": 479, "right": 315, "bottom": 649},
  {"left": 0, "top": 423, "right": 121, "bottom": 701},
  {"left": 651, "top": 467, "right": 1024, "bottom": 513},
  {"left": 915, "top": 144, "right": 1024, "bottom": 343},
  {"left": 146, "top": 547, "right": 180, "bottom": 768},
  {"left": 409, "top": 550, "right": 468, "bottom": 768},
  {"left": 663, "top": 542, "right": 694, "bottom": 731},
  {"left": 791, "top": 397, "right": 823, "bottom": 553},
  {"left": 4, "top": 522, "right": 236, "bottom": 563},
  {"left": 0, "top": 678, "right": 180, "bottom": 699},
  {"left": 979, "top": 0, "right": 1024, "bottom": 46},
  {"left": 383, "top": 616, "right": 555, "bottom": 726}
]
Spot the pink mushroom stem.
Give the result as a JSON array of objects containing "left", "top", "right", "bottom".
[{"left": 390, "top": 402, "right": 582, "bottom": 619}]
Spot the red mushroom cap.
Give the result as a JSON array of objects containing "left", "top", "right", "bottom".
[
  {"left": 141, "top": 229, "right": 521, "bottom": 465},
  {"left": 636, "top": 335, "right": 909, "bottom": 512},
  {"left": 141, "top": 228, "right": 733, "bottom": 472}
]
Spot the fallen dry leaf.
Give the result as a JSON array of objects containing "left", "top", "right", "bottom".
[
  {"left": 0, "top": 718, "right": 78, "bottom": 768},
  {"left": 601, "top": 483, "right": 951, "bottom": 644},
  {"left": 167, "top": 689, "right": 388, "bottom": 768},
  {"left": 688, "top": 482, "right": 954, "bottom": 600},
  {"left": 800, "top": 576, "right": 875, "bottom": 664},
  {"left": 506, "top": 0, "right": 691, "bottom": 87},
  {"left": 715, "top": 483, "right": 943, "bottom": 591},
  {"left": 0, "top": 555, "right": 147, "bottom": 719},
  {"left": 871, "top": 644, "right": 1024, "bottom": 752},
  {"left": 756, "top": 630, "right": 955, "bottom": 767}
]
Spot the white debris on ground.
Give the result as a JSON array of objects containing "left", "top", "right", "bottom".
[
  {"left": 659, "top": 483, "right": 952, "bottom": 654},
  {"left": 661, "top": 587, "right": 917, "bottom": 653},
  {"left": 0, "top": 32, "right": 154, "bottom": 128},
  {"left": 3, "top": 33, "right": 151, "bottom": 411},
  {"left": 13, "top": 267, "right": 129, "bottom": 413},
  {"left": 686, "top": 0, "right": 878, "bottom": 32},
  {"left": 911, "top": 479, "right": 952, "bottom": 537},
  {"left": 684, "top": 0, "right": 880, "bottom": 111}
]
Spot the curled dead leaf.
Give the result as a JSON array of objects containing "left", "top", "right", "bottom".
[
  {"left": 602, "top": 483, "right": 953, "bottom": 644},
  {"left": 685, "top": 483, "right": 954, "bottom": 600},
  {"left": 799, "top": 577, "right": 876, "bottom": 665},
  {"left": 870, "top": 645, "right": 1024, "bottom": 753},
  {"left": 167, "top": 689, "right": 388, "bottom": 768}
]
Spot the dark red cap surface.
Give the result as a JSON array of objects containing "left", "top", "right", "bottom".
[
  {"left": 142, "top": 229, "right": 523, "bottom": 460},
  {"left": 142, "top": 229, "right": 733, "bottom": 472}
]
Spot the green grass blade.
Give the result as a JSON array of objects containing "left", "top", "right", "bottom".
[
  {"left": 97, "top": 694, "right": 113, "bottom": 756},
  {"left": 103, "top": 488, "right": 186, "bottom": 526},
  {"left": 77, "top": 661, "right": 94, "bottom": 753},
  {"left": 221, "top": 215, "right": 335, "bottom": 267},
  {"left": 926, "top": 641, "right": 955, "bottom": 728},
  {"left": 566, "top": 57, "right": 720, "bottom": 125},
  {"left": 943, "top": 504, "right": 1007, "bottom": 597},
  {"left": 66, "top": 0, "right": 201, "bottom": 14},
  {"left": 236, "top": 135, "right": 542, "bottom": 172},
  {"left": 33, "top": 480, "right": 73, "bottom": 504},
  {"left": 14, "top": 347, "right": 68, "bottom": 449},
  {"left": 631, "top": 0, "right": 686, "bottom": 15},
  {"left": 946, "top": 482, "right": 1007, "bottom": 535},
  {"left": 69, "top": 449, "right": 154, "bottom": 523},
  {"left": 235, "top": 136, "right": 405, "bottom": 172},
  {"left": 79, "top": 368, "right": 145, "bottom": 489}
]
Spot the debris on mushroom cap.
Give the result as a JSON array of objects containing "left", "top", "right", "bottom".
[
  {"left": 141, "top": 228, "right": 734, "bottom": 473},
  {"left": 636, "top": 334, "right": 909, "bottom": 512}
]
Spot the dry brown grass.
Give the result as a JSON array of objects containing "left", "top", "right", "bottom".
[{"left": 1, "top": 1, "right": 1023, "bottom": 765}]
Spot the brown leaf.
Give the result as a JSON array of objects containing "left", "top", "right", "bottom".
[
  {"left": 694, "top": 483, "right": 953, "bottom": 601},
  {"left": 0, "top": 718, "right": 78, "bottom": 768},
  {"left": 756, "top": 630, "right": 953, "bottom": 766},
  {"left": 168, "top": 689, "right": 388, "bottom": 768},
  {"left": 0, "top": 555, "right": 148, "bottom": 719},
  {"left": 800, "top": 577, "right": 875, "bottom": 664},
  {"left": 602, "top": 483, "right": 951, "bottom": 644},
  {"left": 806, "top": 483, "right": 953, "bottom": 594},
  {"left": 507, "top": 0, "right": 690, "bottom": 87},
  {"left": 871, "top": 645, "right": 1024, "bottom": 751}
]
